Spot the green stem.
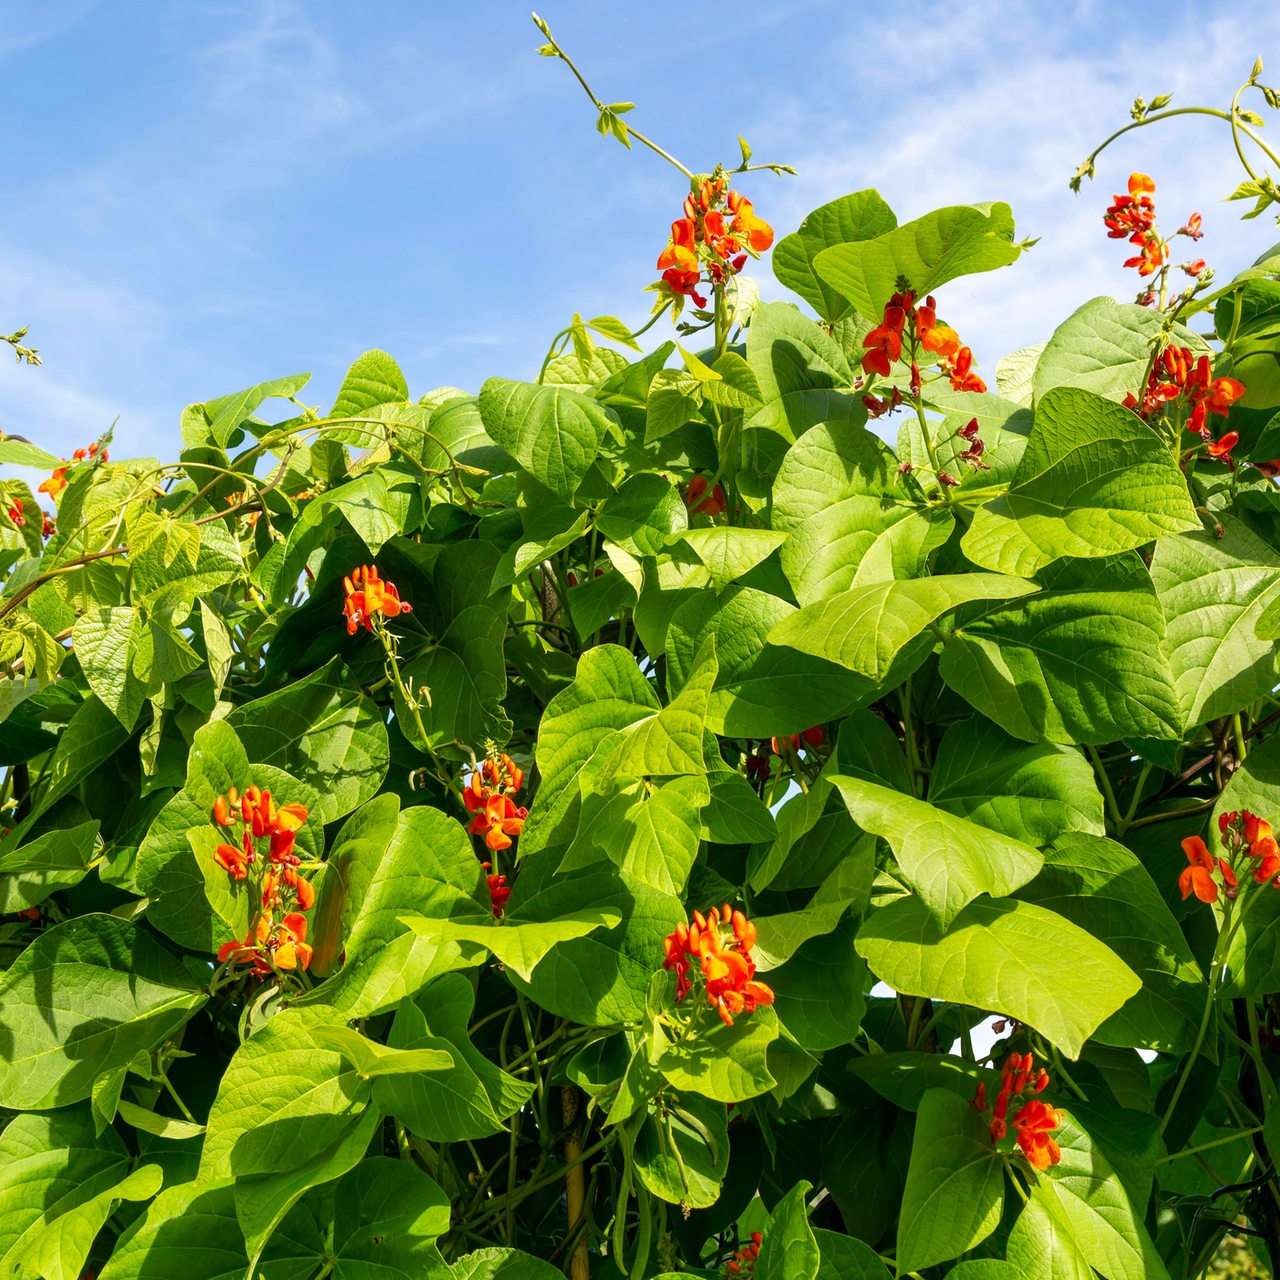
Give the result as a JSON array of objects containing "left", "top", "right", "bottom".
[
  {"left": 1086, "top": 744, "right": 1125, "bottom": 832},
  {"left": 1155, "top": 1125, "right": 1263, "bottom": 1165}
]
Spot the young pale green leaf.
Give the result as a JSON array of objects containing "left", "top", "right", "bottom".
[
  {"left": 310, "top": 1025, "right": 453, "bottom": 1078},
  {"left": 856, "top": 896, "right": 1141, "bottom": 1058},
  {"left": 1151, "top": 516, "right": 1280, "bottom": 726},
  {"left": 72, "top": 607, "right": 146, "bottom": 729},
  {"left": 1033, "top": 296, "right": 1207, "bottom": 405},
  {"left": 964, "top": 387, "right": 1198, "bottom": 575},
  {"left": 996, "top": 341, "right": 1048, "bottom": 407},
  {"left": 772, "top": 189, "right": 899, "bottom": 322},
  {"left": 928, "top": 717, "right": 1105, "bottom": 845},
  {"left": 326, "top": 349, "right": 409, "bottom": 442},
  {"left": 401, "top": 908, "right": 623, "bottom": 981},
  {"left": 831, "top": 776, "right": 1043, "bottom": 924},
  {"left": 1016, "top": 834, "right": 1204, "bottom": 1051},
  {"left": 0, "top": 1108, "right": 129, "bottom": 1280},
  {"left": 812, "top": 202, "right": 1021, "bottom": 322},
  {"left": 114, "top": 1100, "right": 205, "bottom": 1141},
  {"left": 451, "top": 1248, "right": 565, "bottom": 1279},
  {"left": 375, "top": 976, "right": 534, "bottom": 1142},
  {"left": 477, "top": 377, "right": 614, "bottom": 500},
  {"left": 0, "top": 914, "right": 205, "bottom": 1110},
  {"left": 745, "top": 302, "right": 862, "bottom": 440},
  {"left": 770, "top": 573, "right": 1036, "bottom": 681},
  {"left": 940, "top": 554, "right": 1183, "bottom": 745},
  {"left": 896, "top": 1088, "right": 1004, "bottom": 1273},
  {"left": 677, "top": 527, "right": 787, "bottom": 588}
]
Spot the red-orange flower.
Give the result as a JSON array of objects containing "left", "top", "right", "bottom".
[
  {"left": 6, "top": 502, "right": 23, "bottom": 527},
  {"left": 685, "top": 474, "right": 726, "bottom": 516},
  {"left": 464, "top": 753, "right": 528, "bottom": 852},
  {"left": 1179, "top": 835, "right": 1220, "bottom": 903},
  {"left": 37, "top": 467, "right": 67, "bottom": 499},
  {"left": 662, "top": 904, "right": 775, "bottom": 1027},
  {"left": 487, "top": 872, "right": 510, "bottom": 916},
  {"left": 727, "top": 1231, "right": 762, "bottom": 1276},
  {"left": 657, "top": 217, "right": 699, "bottom": 274},
  {"left": 1012, "top": 1098, "right": 1065, "bottom": 1170},
  {"left": 1104, "top": 173, "right": 1157, "bottom": 240},
  {"left": 1206, "top": 432, "right": 1239, "bottom": 461},
  {"left": 726, "top": 191, "right": 774, "bottom": 252},
  {"left": 342, "top": 565, "right": 412, "bottom": 635},
  {"left": 974, "top": 1052, "right": 1061, "bottom": 1167},
  {"left": 944, "top": 344, "right": 987, "bottom": 393}
]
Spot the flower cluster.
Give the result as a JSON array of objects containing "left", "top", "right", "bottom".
[
  {"left": 1181, "top": 810, "right": 1280, "bottom": 904},
  {"left": 342, "top": 565, "right": 412, "bottom": 635},
  {"left": 655, "top": 179, "right": 773, "bottom": 310},
  {"left": 860, "top": 290, "right": 986, "bottom": 394},
  {"left": 6, "top": 503, "right": 22, "bottom": 528},
  {"left": 769, "top": 725, "right": 825, "bottom": 756},
  {"left": 685, "top": 474, "right": 726, "bottom": 517},
  {"left": 1123, "top": 344, "right": 1245, "bottom": 460},
  {"left": 211, "top": 785, "right": 315, "bottom": 977},
  {"left": 482, "top": 863, "right": 511, "bottom": 916},
  {"left": 973, "top": 1051, "right": 1063, "bottom": 1170},
  {"left": 1105, "top": 173, "right": 1209, "bottom": 290},
  {"left": 464, "top": 753, "right": 528, "bottom": 853},
  {"left": 663, "top": 904, "right": 775, "bottom": 1027},
  {"left": 37, "top": 442, "right": 107, "bottom": 500},
  {"left": 725, "top": 1232, "right": 762, "bottom": 1277}
]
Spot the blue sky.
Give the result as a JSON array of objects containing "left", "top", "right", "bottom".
[{"left": 3, "top": 0, "right": 1280, "bottom": 461}]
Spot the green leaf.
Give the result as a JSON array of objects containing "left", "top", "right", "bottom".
[
  {"left": 0, "top": 1107, "right": 129, "bottom": 1279},
  {"left": 375, "top": 975, "right": 534, "bottom": 1142},
  {"left": 401, "top": 907, "right": 623, "bottom": 981},
  {"left": 1151, "top": 516, "right": 1280, "bottom": 726},
  {"left": 896, "top": 1088, "right": 1003, "bottom": 1273},
  {"left": 17, "top": 1162, "right": 162, "bottom": 1280},
  {"left": 1032, "top": 296, "right": 1207, "bottom": 406},
  {"left": 767, "top": 921, "right": 868, "bottom": 1051},
  {"left": 667, "top": 586, "right": 872, "bottom": 738},
  {"left": 1007, "top": 1114, "right": 1169, "bottom": 1280},
  {"left": 939, "top": 554, "right": 1183, "bottom": 745},
  {"left": 964, "top": 387, "right": 1198, "bottom": 575},
  {"left": 657, "top": 1006, "right": 779, "bottom": 1102},
  {"left": 451, "top": 1248, "right": 565, "bottom": 1280},
  {"left": 519, "top": 645, "right": 661, "bottom": 855},
  {"left": 773, "top": 190, "right": 899, "bottom": 323},
  {"left": 634, "top": 1096, "right": 730, "bottom": 1209},
  {"left": 0, "top": 819, "right": 100, "bottom": 913},
  {"left": 597, "top": 473, "right": 688, "bottom": 555},
  {"left": 856, "top": 895, "right": 1141, "bottom": 1058},
  {"left": 0, "top": 914, "right": 205, "bottom": 1109},
  {"left": 831, "top": 775, "right": 1043, "bottom": 925},
  {"left": 996, "top": 341, "right": 1047, "bottom": 407},
  {"left": 226, "top": 657, "right": 389, "bottom": 823},
  {"left": 115, "top": 1099, "right": 206, "bottom": 1141},
  {"left": 756, "top": 1179, "right": 820, "bottom": 1280},
  {"left": 813, "top": 202, "right": 1021, "bottom": 322},
  {"left": 744, "top": 302, "right": 862, "bottom": 441},
  {"left": 199, "top": 1006, "right": 371, "bottom": 1184},
  {"left": 26, "top": 694, "right": 128, "bottom": 823},
  {"left": 770, "top": 573, "right": 1037, "bottom": 682},
  {"left": 0, "top": 437, "right": 63, "bottom": 469},
  {"left": 645, "top": 368, "right": 704, "bottom": 443},
  {"left": 677, "top": 527, "right": 787, "bottom": 589},
  {"left": 813, "top": 1229, "right": 891, "bottom": 1280},
  {"left": 506, "top": 864, "right": 684, "bottom": 1026},
  {"left": 72, "top": 607, "right": 146, "bottom": 729},
  {"left": 201, "top": 371, "right": 310, "bottom": 447},
  {"left": 1015, "top": 834, "right": 1203, "bottom": 1052},
  {"left": 478, "top": 378, "right": 614, "bottom": 500},
  {"left": 328, "top": 349, "right": 409, "bottom": 441},
  {"left": 96, "top": 1180, "right": 247, "bottom": 1280},
  {"left": 928, "top": 717, "right": 1105, "bottom": 845},
  {"left": 772, "top": 423, "right": 945, "bottom": 604},
  {"left": 310, "top": 1024, "right": 453, "bottom": 1077}
]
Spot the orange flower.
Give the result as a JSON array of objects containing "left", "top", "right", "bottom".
[
  {"left": 727, "top": 1231, "right": 763, "bottom": 1276},
  {"left": 1206, "top": 432, "right": 1239, "bottom": 461},
  {"left": 342, "top": 565, "right": 412, "bottom": 635},
  {"left": 657, "top": 217, "right": 699, "bottom": 274},
  {"left": 1012, "top": 1098, "right": 1065, "bottom": 1170},
  {"left": 214, "top": 841, "right": 251, "bottom": 881},
  {"left": 662, "top": 904, "right": 774, "bottom": 1026},
  {"left": 685, "top": 474, "right": 726, "bottom": 516},
  {"left": 1124, "top": 238, "right": 1166, "bottom": 277},
  {"left": 464, "top": 753, "right": 528, "bottom": 852},
  {"left": 1179, "top": 835, "right": 1219, "bottom": 903},
  {"left": 726, "top": 191, "right": 773, "bottom": 252},
  {"left": 945, "top": 345, "right": 987, "bottom": 394},
  {"left": 487, "top": 872, "right": 510, "bottom": 916},
  {"left": 37, "top": 467, "right": 68, "bottom": 498},
  {"left": 272, "top": 912, "right": 312, "bottom": 970},
  {"left": 1104, "top": 173, "right": 1157, "bottom": 240}
]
